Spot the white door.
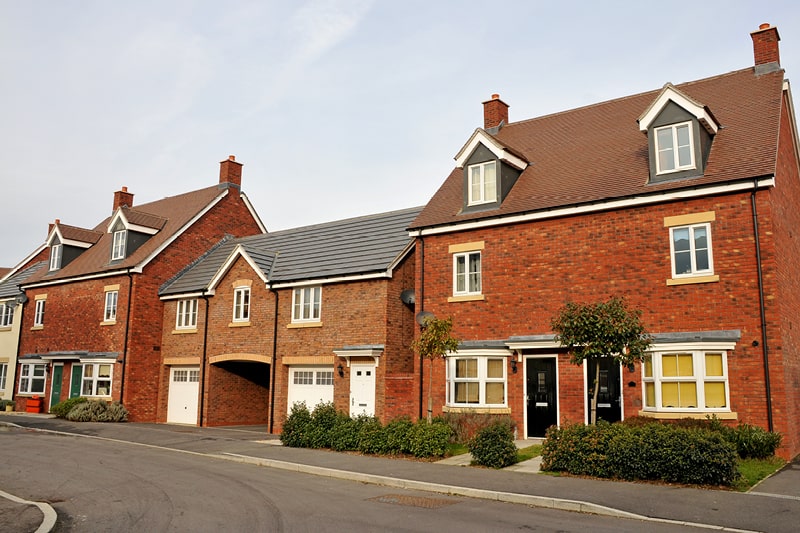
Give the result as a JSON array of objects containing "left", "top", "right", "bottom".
[
  {"left": 167, "top": 367, "right": 200, "bottom": 424},
  {"left": 349, "top": 364, "right": 376, "bottom": 417},
  {"left": 287, "top": 367, "right": 334, "bottom": 414}
]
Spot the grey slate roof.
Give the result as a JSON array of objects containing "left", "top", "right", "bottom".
[
  {"left": 0, "top": 261, "right": 46, "bottom": 299},
  {"left": 160, "top": 207, "right": 422, "bottom": 296}
]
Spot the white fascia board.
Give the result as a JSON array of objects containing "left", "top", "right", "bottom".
[
  {"left": 649, "top": 341, "right": 737, "bottom": 352},
  {"left": 386, "top": 240, "right": 415, "bottom": 276},
  {"left": 159, "top": 291, "right": 207, "bottom": 301},
  {"left": 782, "top": 79, "right": 800, "bottom": 174},
  {"left": 638, "top": 84, "right": 719, "bottom": 134},
  {"left": 0, "top": 244, "right": 47, "bottom": 283},
  {"left": 46, "top": 227, "right": 93, "bottom": 248},
  {"left": 21, "top": 269, "right": 134, "bottom": 290},
  {"left": 448, "top": 348, "right": 512, "bottom": 357},
  {"left": 505, "top": 340, "right": 560, "bottom": 350},
  {"left": 454, "top": 129, "right": 527, "bottom": 170},
  {"left": 240, "top": 192, "right": 268, "bottom": 234},
  {"left": 125, "top": 222, "right": 160, "bottom": 236},
  {"left": 135, "top": 190, "right": 228, "bottom": 272},
  {"left": 207, "top": 244, "right": 269, "bottom": 291},
  {"left": 270, "top": 271, "right": 390, "bottom": 289},
  {"left": 408, "top": 178, "right": 775, "bottom": 237},
  {"left": 106, "top": 210, "right": 128, "bottom": 233}
]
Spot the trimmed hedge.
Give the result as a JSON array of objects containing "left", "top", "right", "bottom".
[
  {"left": 468, "top": 422, "right": 518, "bottom": 468},
  {"left": 281, "top": 403, "right": 451, "bottom": 458},
  {"left": 434, "top": 412, "right": 516, "bottom": 443},
  {"left": 64, "top": 400, "right": 128, "bottom": 422},
  {"left": 542, "top": 421, "right": 739, "bottom": 486}
]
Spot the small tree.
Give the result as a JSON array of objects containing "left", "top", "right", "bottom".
[
  {"left": 411, "top": 316, "right": 460, "bottom": 423},
  {"left": 551, "top": 297, "right": 651, "bottom": 424}
]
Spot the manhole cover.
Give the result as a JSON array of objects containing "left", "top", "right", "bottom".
[{"left": 368, "top": 494, "right": 458, "bottom": 509}]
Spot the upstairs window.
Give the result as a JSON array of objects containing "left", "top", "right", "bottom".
[
  {"left": 468, "top": 161, "right": 497, "bottom": 205},
  {"left": 104, "top": 290, "right": 118, "bottom": 322},
  {"left": 655, "top": 122, "right": 695, "bottom": 174},
  {"left": 34, "top": 299, "right": 46, "bottom": 327},
  {"left": 233, "top": 287, "right": 250, "bottom": 322},
  {"left": 292, "top": 286, "right": 321, "bottom": 323},
  {"left": 49, "top": 244, "right": 63, "bottom": 271},
  {"left": 454, "top": 251, "right": 481, "bottom": 296},
  {"left": 0, "top": 303, "right": 13, "bottom": 327},
  {"left": 111, "top": 230, "right": 127, "bottom": 260},
  {"left": 176, "top": 299, "right": 198, "bottom": 329},
  {"left": 670, "top": 223, "right": 713, "bottom": 278}
]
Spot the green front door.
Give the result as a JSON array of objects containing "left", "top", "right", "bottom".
[
  {"left": 49, "top": 365, "right": 63, "bottom": 409},
  {"left": 70, "top": 365, "right": 82, "bottom": 398}
]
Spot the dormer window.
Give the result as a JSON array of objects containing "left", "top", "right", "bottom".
[
  {"left": 49, "top": 243, "right": 63, "bottom": 271},
  {"left": 656, "top": 122, "right": 695, "bottom": 174},
  {"left": 112, "top": 230, "right": 127, "bottom": 260},
  {"left": 468, "top": 161, "right": 497, "bottom": 205}
]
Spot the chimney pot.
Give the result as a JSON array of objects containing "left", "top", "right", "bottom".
[
  {"left": 55, "top": 219, "right": 60, "bottom": 225},
  {"left": 759, "top": 22, "right": 770, "bottom": 30},
  {"left": 482, "top": 93, "right": 509, "bottom": 130}
]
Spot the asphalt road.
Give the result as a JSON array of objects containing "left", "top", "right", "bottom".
[{"left": 1, "top": 425, "right": 703, "bottom": 532}]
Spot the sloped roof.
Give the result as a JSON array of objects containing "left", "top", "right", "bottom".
[
  {"left": 56, "top": 223, "right": 104, "bottom": 245},
  {"left": 160, "top": 207, "right": 422, "bottom": 296},
  {"left": 119, "top": 207, "right": 168, "bottom": 231},
  {"left": 23, "top": 185, "right": 228, "bottom": 285},
  {"left": 0, "top": 261, "right": 46, "bottom": 299},
  {"left": 409, "top": 67, "right": 785, "bottom": 230}
]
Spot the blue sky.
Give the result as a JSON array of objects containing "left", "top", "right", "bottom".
[{"left": 1, "top": 1, "right": 799, "bottom": 268}]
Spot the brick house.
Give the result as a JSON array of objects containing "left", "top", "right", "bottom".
[
  {"left": 158, "top": 207, "right": 421, "bottom": 430},
  {"left": 11, "top": 156, "right": 265, "bottom": 421},
  {"left": 408, "top": 24, "right": 800, "bottom": 458}
]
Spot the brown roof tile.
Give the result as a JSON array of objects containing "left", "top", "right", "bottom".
[
  {"left": 57, "top": 223, "right": 103, "bottom": 245},
  {"left": 410, "top": 68, "right": 784, "bottom": 230}
]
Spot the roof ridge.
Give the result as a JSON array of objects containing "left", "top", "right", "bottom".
[{"left": 264, "top": 206, "right": 424, "bottom": 236}]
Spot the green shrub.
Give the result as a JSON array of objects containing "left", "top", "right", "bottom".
[
  {"left": 543, "top": 421, "right": 739, "bottom": 486},
  {"left": 468, "top": 422, "right": 518, "bottom": 468},
  {"left": 0, "top": 399, "right": 14, "bottom": 410},
  {"left": 407, "top": 420, "right": 450, "bottom": 458},
  {"left": 383, "top": 417, "right": 414, "bottom": 455},
  {"left": 306, "top": 402, "right": 340, "bottom": 449},
  {"left": 729, "top": 423, "right": 782, "bottom": 459},
  {"left": 50, "top": 397, "right": 88, "bottom": 419},
  {"left": 329, "top": 415, "right": 365, "bottom": 452},
  {"left": 357, "top": 416, "right": 385, "bottom": 454},
  {"left": 280, "top": 402, "right": 313, "bottom": 447},
  {"left": 64, "top": 400, "right": 128, "bottom": 422}
]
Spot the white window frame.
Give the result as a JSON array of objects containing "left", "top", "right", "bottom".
[
  {"left": 654, "top": 121, "right": 695, "bottom": 175},
  {"left": 446, "top": 354, "right": 507, "bottom": 407},
  {"left": 669, "top": 223, "right": 713, "bottom": 278},
  {"left": 49, "top": 243, "right": 62, "bottom": 271},
  {"left": 453, "top": 251, "right": 482, "bottom": 296},
  {"left": 0, "top": 303, "right": 13, "bottom": 327},
  {"left": 104, "top": 290, "right": 118, "bottom": 322},
  {"left": 81, "top": 362, "right": 113, "bottom": 397},
  {"left": 467, "top": 160, "right": 497, "bottom": 205},
  {"left": 176, "top": 299, "right": 198, "bottom": 329},
  {"left": 642, "top": 346, "right": 731, "bottom": 413},
  {"left": 292, "top": 286, "right": 322, "bottom": 323},
  {"left": 232, "top": 286, "right": 250, "bottom": 322},
  {"left": 19, "top": 363, "right": 46, "bottom": 394},
  {"left": 0, "top": 362, "right": 7, "bottom": 391},
  {"left": 34, "top": 299, "right": 46, "bottom": 327},
  {"left": 111, "top": 230, "right": 127, "bottom": 260}
]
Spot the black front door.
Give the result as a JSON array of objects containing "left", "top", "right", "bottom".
[
  {"left": 587, "top": 358, "right": 622, "bottom": 423},
  {"left": 526, "top": 358, "right": 557, "bottom": 438}
]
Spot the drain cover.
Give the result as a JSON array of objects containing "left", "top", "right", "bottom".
[{"left": 368, "top": 494, "right": 458, "bottom": 509}]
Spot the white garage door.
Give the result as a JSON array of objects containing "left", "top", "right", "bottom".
[
  {"left": 287, "top": 366, "right": 334, "bottom": 414},
  {"left": 167, "top": 367, "right": 200, "bottom": 424}
]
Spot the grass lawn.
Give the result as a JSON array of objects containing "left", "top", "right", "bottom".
[
  {"left": 516, "top": 444, "right": 543, "bottom": 463},
  {"left": 734, "top": 456, "right": 785, "bottom": 492}
]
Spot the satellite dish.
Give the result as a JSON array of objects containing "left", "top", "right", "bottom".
[
  {"left": 415, "top": 310, "right": 435, "bottom": 326},
  {"left": 400, "top": 289, "right": 415, "bottom": 306},
  {"left": 15, "top": 294, "right": 28, "bottom": 305}
]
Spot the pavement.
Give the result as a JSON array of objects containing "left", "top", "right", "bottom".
[{"left": 2, "top": 412, "right": 800, "bottom": 533}]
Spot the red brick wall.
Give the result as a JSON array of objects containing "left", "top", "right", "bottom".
[{"left": 415, "top": 189, "right": 791, "bottom": 451}]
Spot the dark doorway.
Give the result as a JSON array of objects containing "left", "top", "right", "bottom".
[
  {"left": 526, "top": 358, "right": 557, "bottom": 438},
  {"left": 587, "top": 358, "right": 622, "bottom": 423}
]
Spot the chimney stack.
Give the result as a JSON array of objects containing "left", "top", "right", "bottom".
[
  {"left": 113, "top": 186, "right": 134, "bottom": 212},
  {"left": 482, "top": 93, "right": 509, "bottom": 130},
  {"left": 48, "top": 219, "right": 60, "bottom": 236},
  {"left": 751, "top": 23, "right": 780, "bottom": 72},
  {"left": 219, "top": 155, "right": 242, "bottom": 193}
]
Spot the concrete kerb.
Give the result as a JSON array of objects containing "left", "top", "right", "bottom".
[{"left": 0, "top": 488, "right": 57, "bottom": 533}]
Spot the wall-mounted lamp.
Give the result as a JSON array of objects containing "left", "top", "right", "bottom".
[
  {"left": 510, "top": 359, "right": 518, "bottom": 374},
  {"left": 337, "top": 363, "right": 344, "bottom": 377},
  {"left": 627, "top": 363, "right": 636, "bottom": 373}
]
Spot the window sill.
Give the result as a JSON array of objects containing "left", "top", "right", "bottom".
[
  {"left": 638, "top": 410, "right": 737, "bottom": 420},
  {"left": 448, "top": 294, "right": 485, "bottom": 303},
  {"left": 666, "top": 274, "right": 719, "bottom": 286},
  {"left": 228, "top": 321, "right": 251, "bottom": 328},
  {"left": 100, "top": 320, "right": 116, "bottom": 326},
  {"left": 442, "top": 406, "right": 510, "bottom": 414},
  {"left": 31, "top": 325, "right": 43, "bottom": 331},
  {"left": 286, "top": 322, "right": 323, "bottom": 329},
  {"left": 172, "top": 328, "right": 198, "bottom": 335},
  {"left": 0, "top": 326, "right": 11, "bottom": 332}
]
